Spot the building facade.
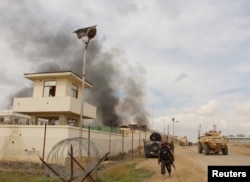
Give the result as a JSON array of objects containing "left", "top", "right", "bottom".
[
  {"left": 13, "top": 71, "right": 96, "bottom": 126},
  {"left": 0, "top": 109, "right": 30, "bottom": 125}
]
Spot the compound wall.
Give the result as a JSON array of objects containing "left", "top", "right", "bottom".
[{"left": 0, "top": 125, "right": 150, "bottom": 163}]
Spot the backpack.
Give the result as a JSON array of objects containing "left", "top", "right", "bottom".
[{"left": 160, "top": 148, "right": 169, "bottom": 160}]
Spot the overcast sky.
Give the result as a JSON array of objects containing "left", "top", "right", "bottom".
[{"left": 1, "top": 0, "right": 250, "bottom": 142}]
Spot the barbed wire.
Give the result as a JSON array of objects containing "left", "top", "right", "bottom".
[{"left": 45, "top": 137, "right": 106, "bottom": 180}]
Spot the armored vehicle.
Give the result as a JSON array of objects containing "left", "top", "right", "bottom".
[
  {"left": 198, "top": 130, "right": 228, "bottom": 155},
  {"left": 144, "top": 132, "right": 162, "bottom": 158}
]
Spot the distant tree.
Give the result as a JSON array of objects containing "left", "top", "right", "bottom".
[{"left": 236, "top": 134, "right": 245, "bottom": 137}]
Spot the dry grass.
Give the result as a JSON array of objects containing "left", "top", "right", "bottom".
[{"left": 97, "top": 160, "right": 154, "bottom": 182}]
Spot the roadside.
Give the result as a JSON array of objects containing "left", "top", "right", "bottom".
[
  {"left": 136, "top": 143, "right": 250, "bottom": 182},
  {"left": 0, "top": 143, "right": 249, "bottom": 181}
]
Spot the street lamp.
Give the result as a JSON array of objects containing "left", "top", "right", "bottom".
[
  {"left": 172, "top": 117, "right": 179, "bottom": 138},
  {"left": 163, "top": 119, "right": 169, "bottom": 142},
  {"left": 74, "top": 25, "right": 97, "bottom": 138}
]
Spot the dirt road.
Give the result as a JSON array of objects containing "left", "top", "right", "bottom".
[{"left": 136, "top": 143, "right": 250, "bottom": 182}]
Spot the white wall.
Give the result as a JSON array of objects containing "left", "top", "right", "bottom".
[
  {"left": 33, "top": 79, "right": 43, "bottom": 97},
  {"left": 0, "top": 125, "right": 149, "bottom": 163},
  {"left": 13, "top": 97, "right": 96, "bottom": 118}
]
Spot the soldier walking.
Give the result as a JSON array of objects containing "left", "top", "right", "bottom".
[{"left": 158, "top": 142, "right": 175, "bottom": 177}]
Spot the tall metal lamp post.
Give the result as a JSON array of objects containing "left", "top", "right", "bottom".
[
  {"left": 74, "top": 26, "right": 97, "bottom": 138},
  {"left": 172, "top": 117, "right": 179, "bottom": 138}
]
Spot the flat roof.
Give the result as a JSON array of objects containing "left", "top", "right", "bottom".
[{"left": 24, "top": 71, "right": 92, "bottom": 88}]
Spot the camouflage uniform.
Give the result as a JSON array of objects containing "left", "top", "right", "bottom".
[{"left": 158, "top": 143, "right": 174, "bottom": 176}]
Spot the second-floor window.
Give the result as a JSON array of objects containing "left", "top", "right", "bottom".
[
  {"left": 43, "top": 81, "right": 56, "bottom": 97},
  {"left": 71, "top": 84, "right": 78, "bottom": 98}
]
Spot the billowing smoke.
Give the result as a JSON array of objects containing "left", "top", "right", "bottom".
[{"left": 1, "top": 0, "right": 149, "bottom": 127}]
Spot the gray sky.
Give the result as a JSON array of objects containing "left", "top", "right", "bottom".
[{"left": 1, "top": 0, "right": 250, "bottom": 142}]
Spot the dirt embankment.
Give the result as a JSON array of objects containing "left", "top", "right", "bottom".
[{"left": 136, "top": 143, "right": 250, "bottom": 182}]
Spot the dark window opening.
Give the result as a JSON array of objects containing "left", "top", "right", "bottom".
[
  {"left": 43, "top": 81, "right": 56, "bottom": 97},
  {"left": 71, "top": 84, "right": 78, "bottom": 98}
]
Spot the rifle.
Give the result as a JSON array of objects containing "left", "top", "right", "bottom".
[
  {"left": 171, "top": 161, "right": 176, "bottom": 170},
  {"left": 168, "top": 151, "right": 176, "bottom": 170},
  {"left": 159, "top": 160, "right": 176, "bottom": 170},
  {"left": 159, "top": 155, "right": 176, "bottom": 170}
]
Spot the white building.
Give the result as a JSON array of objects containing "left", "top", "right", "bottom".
[
  {"left": 13, "top": 71, "right": 96, "bottom": 126},
  {"left": 0, "top": 109, "right": 30, "bottom": 125}
]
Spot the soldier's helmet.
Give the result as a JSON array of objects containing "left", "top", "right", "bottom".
[{"left": 161, "top": 142, "right": 168, "bottom": 147}]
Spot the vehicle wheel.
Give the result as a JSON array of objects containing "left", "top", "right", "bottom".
[
  {"left": 222, "top": 146, "right": 228, "bottom": 155},
  {"left": 198, "top": 143, "right": 203, "bottom": 153},
  {"left": 204, "top": 144, "right": 209, "bottom": 155},
  {"left": 152, "top": 143, "right": 160, "bottom": 152}
]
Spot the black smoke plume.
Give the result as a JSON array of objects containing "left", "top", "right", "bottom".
[{"left": 1, "top": 0, "right": 149, "bottom": 127}]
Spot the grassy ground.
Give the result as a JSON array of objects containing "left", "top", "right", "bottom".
[
  {"left": 0, "top": 162, "right": 153, "bottom": 182},
  {"left": 0, "top": 158, "right": 154, "bottom": 182},
  {"left": 0, "top": 171, "right": 60, "bottom": 182},
  {"left": 0, "top": 161, "right": 60, "bottom": 182},
  {"left": 97, "top": 161, "right": 154, "bottom": 182}
]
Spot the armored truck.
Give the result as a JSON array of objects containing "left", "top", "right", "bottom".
[
  {"left": 198, "top": 130, "right": 228, "bottom": 155},
  {"left": 144, "top": 132, "right": 162, "bottom": 158}
]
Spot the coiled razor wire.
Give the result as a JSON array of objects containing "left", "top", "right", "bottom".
[{"left": 43, "top": 137, "right": 107, "bottom": 181}]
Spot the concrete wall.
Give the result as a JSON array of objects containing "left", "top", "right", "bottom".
[
  {"left": 33, "top": 79, "right": 43, "bottom": 97},
  {"left": 228, "top": 137, "right": 250, "bottom": 143},
  {"left": 32, "top": 77, "right": 74, "bottom": 97},
  {"left": 13, "top": 97, "right": 96, "bottom": 118},
  {"left": 0, "top": 125, "right": 149, "bottom": 163},
  {"left": 31, "top": 73, "right": 84, "bottom": 100}
]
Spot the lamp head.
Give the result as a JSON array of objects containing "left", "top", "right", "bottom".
[{"left": 74, "top": 26, "right": 97, "bottom": 39}]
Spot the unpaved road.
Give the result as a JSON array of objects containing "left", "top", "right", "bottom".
[{"left": 136, "top": 143, "right": 250, "bottom": 182}]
